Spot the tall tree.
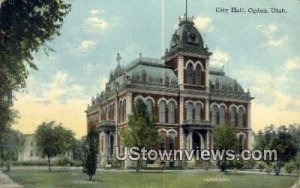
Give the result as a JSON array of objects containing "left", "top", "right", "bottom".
[
  {"left": 0, "top": 129, "right": 25, "bottom": 171},
  {"left": 255, "top": 125, "right": 297, "bottom": 175},
  {"left": 73, "top": 136, "right": 86, "bottom": 161},
  {"left": 35, "top": 121, "right": 76, "bottom": 172},
  {"left": 213, "top": 125, "right": 237, "bottom": 172},
  {"left": 83, "top": 130, "right": 98, "bottom": 181},
  {"left": 288, "top": 124, "right": 300, "bottom": 152},
  {"left": 0, "top": 0, "right": 71, "bottom": 152},
  {"left": 0, "top": 107, "right": 18, "bottom": 163},
  {"left": 0, "top": 0, "right": 71, "bottom": 94},
  {"left": 122, "top": 99, "right": 159, "bottom": 172}
]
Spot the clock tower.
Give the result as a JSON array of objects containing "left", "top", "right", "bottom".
[{"left": 163, "top": 15, "right": 212, "bottom": 92}]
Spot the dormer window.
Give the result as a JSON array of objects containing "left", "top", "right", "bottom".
[
  {"left": 171, "top": 33, "right": 179, "bottom": 47},
  {"left": 164, "top": 73, "right": 170, "bottom": 85},
  {"left": 141, "top": 70, "right": 147, "bottom": 82},
  {"left": 187, "top": 32, "right": 197, "bottom": 43},
  {"left": 215, "top": 78, "right": 220, "bottom": 89}
]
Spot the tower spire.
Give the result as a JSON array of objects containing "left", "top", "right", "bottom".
[
  {"left": 116, "top": 53, "right": 121, "bottom": 65},
  {"left": 185, "top": 0, "right": 188, "bottom": 19}
]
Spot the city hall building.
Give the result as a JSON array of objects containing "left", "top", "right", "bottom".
[{"left": 86, "top": 14, "right": 254, "bottom": 167}]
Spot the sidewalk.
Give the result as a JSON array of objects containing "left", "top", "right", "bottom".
[
  {"left": 291, "top": 177, "right": 300, "bottom": 188},
  {"left": 0, "top": 171, "right": 23, "bottom": 188}
]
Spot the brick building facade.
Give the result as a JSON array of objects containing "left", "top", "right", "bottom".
[{"left": 86, "top": 15, "right": 254, "bottom": 167}]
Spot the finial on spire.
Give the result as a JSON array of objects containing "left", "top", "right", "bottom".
[
  {"left": 116, "top": 53, "right": 121, "bottom": 65},
  {"left": 185, "top": 0, "right": 188, "bottom": 19}
]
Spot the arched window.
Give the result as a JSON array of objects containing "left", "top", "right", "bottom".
[
  {"left": 186, "top": 63, "right": 193, "bottom": 85},
  {"left": 106, "top": 106, "right": 109, "bottom": 120},
  {"left": 195, "top": 103, "right": 201, "bottom": 121},
  {"left": 238, "top": 108, "right": 245, "bottom": 127},
  {"left": 195, "top": 64, "right": 202, "bottom": 85},
  {"left": 168, "top": 101, "right": 175, "bottom": 124},
  {"left": 119, "top": 101, "right": 123, "bottom": 123},
  {"left": 168, "top": 134, "right": 175, "bottom": 151},
  {"left": 219, "top": 106, "right": 226, "bottom": 125},
  {"left": 211, "top": 105, "right": 218, "bottom": 125},
  {"left": 159, "top": 101, "right": 166, "bottom": 123},
  {"left": 159, "top": 133, "right": 166, "bottom": 150},
  {"left": 146, "top": 99, "right": 153, "bottom": 116},
  {"left": 110, "top": 104, "right": 114, "bottom": 120},
  {"left": 230, "top": 106, "right": 237, "bottom": 126},
  {"left": 187, "top": 102, "right": 193, "bottom": 121},
  {"left": 123, "top": 100, "right": 126, "bottom": 122}
]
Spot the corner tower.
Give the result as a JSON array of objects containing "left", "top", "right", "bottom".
[{"left": 163, "top": 15, "right": 212, "bottom": 91}]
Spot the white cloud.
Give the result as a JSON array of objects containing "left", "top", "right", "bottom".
[
  {"left": 268, "top": 36, "right": 288, "bottom": 47},
  {"left": 257, "top": 24, "right": 288, "bottom": 47},
  {"left": 13, "top": 72, "right": 88, "bottom": 138},
  {"left": 235, "top": 66, "right": 300, "bottom": 132},
  {"left": 210, "top": 50, "right": 230, "bottom": 66},
  {"left": 119, "top": 42, "right": 143, "bottom": 62},
  {"left": 70, "top": 84, "right": 84, "bottom": 93},
  {"left": 43, "top": 71, "right": 68, "bottom": 101},
  {"left": 85, "top": 9, "right": 108, "bottom": 32},
  {"left": 257, "top": 24, "right": 277, "bottom": 38},
  {"left": 285, "top": 57, "right": 300, "bottom": 70},
  {"left": 79, "top": 40, "right": 96, "bottom": 52},
  {"left": 99, "top": 77, "right": 108, "bottom": 91},
  {"left": 90, "top": 9, "right": 99, "bottom": 15},
  {"left": 194, "top": 16, "right": 213, "bottom": 32}
]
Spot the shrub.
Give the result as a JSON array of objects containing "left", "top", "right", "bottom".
[
  {"left": 177, "top": 159, "right": 187, "bottom": 169},
  {"left": 13, "top": 160, "right": 48, "bottom": 166},
  {"left": 293, "top": 153, "right": 300, "bottom": 175},
  {"left": 243, "top": 159, "right": 256, "bottom": 169},
  {"left": 233, "top": 159, "right": 243, "bottom": 170},
  {"left": 55, "top": 157, "right": 71, "bottom": 166},
  {"left": 265, "top": 164, "right": 272, "bottom": 174},
  {"left": 203, "top": 161, "right": 212, "bottom": 170},
  {"left": 72, "top": 160, "right": 83, "bottom": 167},
  {"left": 257, "top": 161, "right": 266, "bottom": 172},
  {"left": 217, "top": 160, "right": 234, "bottom": 172},
  {"left": 285, "top": 161, "right": 295, "bottom": 174}
]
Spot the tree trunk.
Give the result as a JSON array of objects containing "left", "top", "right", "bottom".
[
  {"left": 89, "top": 175, "right": 93, "bottom": 181},
  {"left": 48, "top": 156, "right": 51, "bottom": 172},
  {"left": 274, "top": 161, "right": 281, "bottom": 176},
  {"left": 6, "top": 162, "right": 10, "bottom": 171},
  {"left": 136, "top": 159, "right": 140, "bottom": 172}
]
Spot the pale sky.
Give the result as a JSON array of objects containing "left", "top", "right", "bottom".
[{"left": 12, "top": 0, "right": 300, "bottom": 138}]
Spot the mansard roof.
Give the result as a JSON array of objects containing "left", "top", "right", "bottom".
[
  {"left": 210, "top": 72, "right": 244, "bottom": 93},
  {"left": 88, "top": 57, "right": 247, "bottom": 108}
]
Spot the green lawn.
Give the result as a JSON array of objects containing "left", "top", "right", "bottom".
[{"left": 5, "top": 169, "right": 298, "bottom": 188}]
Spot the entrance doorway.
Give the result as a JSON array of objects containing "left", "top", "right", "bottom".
[{"left": 192, "top": 132, "right": 201, "bottom": 150}]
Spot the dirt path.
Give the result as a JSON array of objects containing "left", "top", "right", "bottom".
[{"left": 0, "top": 171, "right": 23, "bottom": 188}]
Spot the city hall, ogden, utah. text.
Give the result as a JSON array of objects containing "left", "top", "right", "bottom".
[{"left": 216, "top": 7, "right": 287, "bottom": 14}]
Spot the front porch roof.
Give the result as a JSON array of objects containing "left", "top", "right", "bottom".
[{"left": 97, "top": 120, "right": 116, "bottom": 132}]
